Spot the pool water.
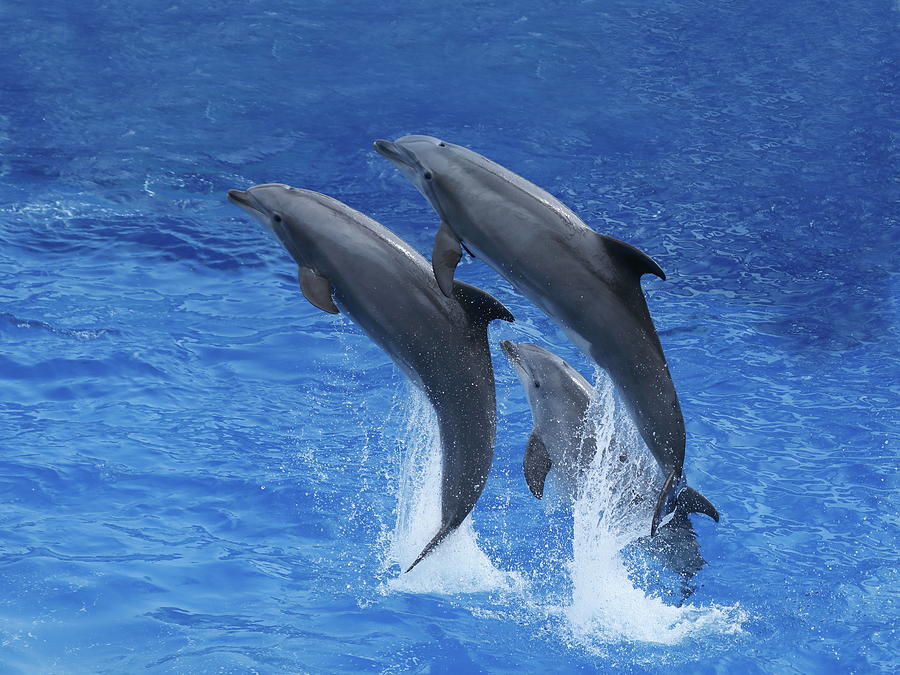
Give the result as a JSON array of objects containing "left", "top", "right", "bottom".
[{"left": 0, "top": 1, "right": 897, "bottom": 672}]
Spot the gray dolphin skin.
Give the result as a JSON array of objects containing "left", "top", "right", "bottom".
[
  {"left": 227, "top": 184, "right": 514, "bottom": 572},
  {"left": 374, "top": 135, "right": 718, "bottom": 535},
  {"left": 500, "top": 340, "right": 597, "bottom": 500}
]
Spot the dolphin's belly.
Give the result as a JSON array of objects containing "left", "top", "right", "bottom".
[
  {"left": 330, "top": 263, "right": 496, "bottom": 413},
  {"left": 331, "top": 263, "right": 498, "bottom": 504},
  {"left": 568, "top": 309, "right": 684, "bottom": 473},
  {"left": 331, "top": 284, "right": 441, "bottom": 390}
]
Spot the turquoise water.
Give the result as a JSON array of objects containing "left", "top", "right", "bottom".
[{"left": 1, "top": 1, "right": 897, "bottom": 672}]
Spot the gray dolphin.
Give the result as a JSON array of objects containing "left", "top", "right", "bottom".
[
  {"left": 227, "top": 184, "right": 514, "bottom": 571},
  {"left": 374, "top": 136, "right": 718, "bottom": 534},
  {"left": 500, "top": 340, "right": 597, "bottom": 500},
  {"left": 502, "top": 340, "right": 707, "bottom": 592}
]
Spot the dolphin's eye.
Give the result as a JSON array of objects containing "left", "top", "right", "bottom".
[
  {"left": 534, "top": 381, "right": 541, "bottom": 389},
  {"left": 438, "top": 142, "right": 446, "bottom": 147},
  {"left": 424, "top": 172, "right": 433, "bottom": 180},
  {"left": 272, "top": 213, "right": 283, "bottom": 223}
]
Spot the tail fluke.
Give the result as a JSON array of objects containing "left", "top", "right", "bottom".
[
  {"left": 651, "top": 468, "right": 680, "bottom": 536},
  {"left": 405, "top": 523, "right": 455, "bottom": 573},
  {"left": 651, "top": 468, "right": 719, "bottom": 536},
  {"left": 677, "top": 486, "right": 719, "bottom": 523}
]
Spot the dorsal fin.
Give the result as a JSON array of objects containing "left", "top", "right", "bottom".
[
  {"left": 452, "top": 280, "right": 515, "bottom": 325},
  {"left": 600, "top": 234, "right": 666, "bottom": 281}
]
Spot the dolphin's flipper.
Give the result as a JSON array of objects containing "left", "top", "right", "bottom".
[
  {"left": 432, "top": 221, "right": 463, "bottom": 297},
  {"left": 452, "top": 280, "right": 515, "bottom": 324},
  {"left": 299, "top": 266, "right": 339, "bottom": 314},
  {"left": 523, "top": 431, "right": 552, "bottom": 499},
  {"left": 651, "top": 468, "right": 719, "bottom": 536},
  {"left": 600, "top": 234, "right": 666, "bottom": 281},
  {"left": 406, "top": 523, "right": 454, "bottom": 573},
  {"left": 677, "top": 486, "right": 719, "bottom": 523}
]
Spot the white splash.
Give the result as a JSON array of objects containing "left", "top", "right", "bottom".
[
  {"left": 563, "top": 370, "right": 746, "bottom": 646},
  {"left": 375, "top": 377, "right": 744, "bottom": 645},
  {"left": 382, "top": 387, "right": 523, "bottom": 595}
]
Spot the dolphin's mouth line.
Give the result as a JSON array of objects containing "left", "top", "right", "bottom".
[
  {"left": 373, "top": 139, "right": 417, "bottom": 168},
  {"left": 502, "top": 341, "right": 546, "bottom": 382},
  {"left": 374, "top": 138, "right": 452, "bottom": 225}
]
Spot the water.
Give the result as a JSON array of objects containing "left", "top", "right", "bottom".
[
  {"left": 1, "top": 0, "right": 897, "bottom": 672},
  {"left": 384, "top": 389, "right": 521, "bottom": 596}
]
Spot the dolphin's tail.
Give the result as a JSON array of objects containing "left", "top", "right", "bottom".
[
  {"left": 678, "top": 486, "right": 719, "bottom": 522},
  {"left": 651, "top": 468, "right": 719, "bottom": 536},
  {"left": 405, "top": 522, "right": 456, "bottom": 573}
]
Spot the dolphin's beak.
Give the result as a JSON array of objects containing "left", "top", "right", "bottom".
[
  {"left": 373, "top": 139, "right": 415, "bottom": 168},
  {"left": 227, "top": 189, "right": 264, "bottom": 216},
  {"left": 227, "top": 189, "right": 252, "bottom": 207},
  {"left": 500, "top": 340, "right": 521, "bottom": 366}
]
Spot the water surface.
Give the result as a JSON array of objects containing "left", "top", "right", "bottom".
[{"left": 0, "top": 0, "right": 897, "bottom": 672}]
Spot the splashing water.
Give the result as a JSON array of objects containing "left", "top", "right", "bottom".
[
  {"left": 382, "top": 387, "right": 523, "bottom": 595},
  {"left": 373, "top": 381, "right": 743, "bottom": 645},
  {"left": 564, "top": 370, "right": 746, "bottom": 646}
]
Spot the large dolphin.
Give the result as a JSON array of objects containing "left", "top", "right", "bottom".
[
  {"left": 227, "top": 184, "right": 514, "bottom": 571},
  {"left": 502, "top": 340, "right": 707, "bottom": 592},
  {"left": 374, "top": 136, "right": 718, "bottom": 534}
]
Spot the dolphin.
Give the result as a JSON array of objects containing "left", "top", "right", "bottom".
[
  {"left": 500, "top": 340, "right": 597, "bottom": 500},
  {"left": 502, "top": 340, "right": 707, "bottom": 591},
  {"left": 634, "top": 511, "right": 707, "bottom": 602},
  {"left": 500, "top": 340, "right": 710, "bottom": 520},
  {"left": 227, "top": 184, "right": 514, "bottom": 571},
  {"left": 374, "top": 136, "right": 718, "bottom": 535}
]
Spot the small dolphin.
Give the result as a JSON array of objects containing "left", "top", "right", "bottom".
[
  {"left": 502, "top": 340, "right": 707, "bottom": 591},
  {"left": 375, "top": 136, "right": 718, "bottom": 534},
  {"left": 228, "top": 184, "right": 514, "bottom": 571},
  {"left": 500, "top": 340, "right": 597, "bottom": 500}
]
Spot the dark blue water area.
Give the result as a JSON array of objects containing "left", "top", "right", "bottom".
[{"left": 1, "top": 0, "right": 897, "bottom": 672}]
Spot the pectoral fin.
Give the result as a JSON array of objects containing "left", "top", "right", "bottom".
[
  {"left": 524, "top": 432, "right": 552, "bottom": 499},
  {"left": 299, "top": 266, "right": 339, "bottom": 314},
  {"left": 432, "top": 221, "right": 462, "bottom": 297}
]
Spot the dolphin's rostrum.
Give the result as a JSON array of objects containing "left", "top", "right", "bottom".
[
  {"left": 228, "top": 184, "right": 514, "bottom": 571},
  {"left": 375, "top": 136, "right": 718, "bottom": 534}
]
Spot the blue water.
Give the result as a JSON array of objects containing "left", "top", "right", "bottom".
[{"left": 1, "top": 0, "right": 897, "bottom": 672}]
